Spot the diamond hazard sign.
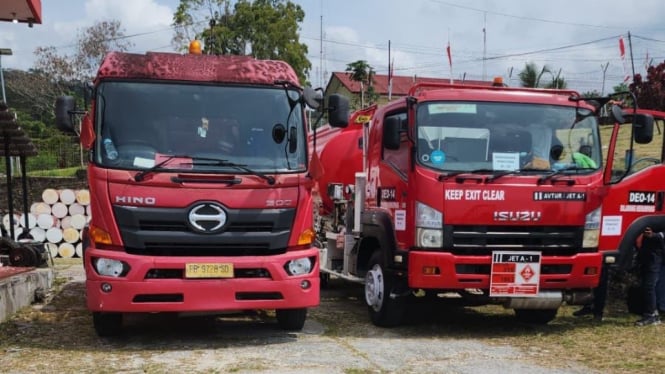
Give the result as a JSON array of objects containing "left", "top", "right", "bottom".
[
  {"left": 520, "top": 265, "right": 534, "bottom": 282},
  {"left": 490, "top": 251, "right": 541, "bottom": 297}
]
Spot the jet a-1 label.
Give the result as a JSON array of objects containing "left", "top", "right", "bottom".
[
  {"left": 533, "top": 191, "right": 586, "bottom": 201},
  {"left": 628, "top": 191, "right": 655, "bottom": 205}
]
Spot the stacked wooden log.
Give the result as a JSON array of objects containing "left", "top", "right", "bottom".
[{"left": 2, "top": 188, "right": 91, "bottom": 258}]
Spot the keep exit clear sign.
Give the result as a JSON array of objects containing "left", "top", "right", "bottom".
[{"left": 490, "top": 251, "right": 541, "bottom": 297}]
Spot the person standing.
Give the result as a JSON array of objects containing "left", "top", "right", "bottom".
[
  {"left": 634, "top": 226, "right": 664, "bottom": 326},
  {"left": 572, "top": 264, "right": 608, "bottom": 321}
]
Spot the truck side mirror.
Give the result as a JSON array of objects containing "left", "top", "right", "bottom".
[
  {"left": 328, "top": 94, "right": 349, "bottom": 128},
  {"left": 633, "top": 114, "right": 654, "bottom": 144},
  {"left": 303, "top": 87, "right": 322, "bottom": 110},
  {"left": 610, "top": 104, "right": 625, "bottom": 123},
  {"left": 383, "top": 117, "right": 401, "bottom": 150},
  {"left": 55, "top": 96, "right": 76, "bottom": 133}
]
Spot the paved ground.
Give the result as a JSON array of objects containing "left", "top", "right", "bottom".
[{"left": 0, "top": 262, "right": 597, "bottom": 374}]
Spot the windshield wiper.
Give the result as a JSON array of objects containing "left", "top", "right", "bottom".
[
  {"left": 537, "top": 166, "right": 594, "bottom": 185},
  {"left": 439, "top": 168, "right": 519, "bottom": 183},
  {"left": 187, "top": 157, "right": 276, "bottom": 185},
  {"left": 134, "top": 155, "right": 187, "bottom": 182},
  {"left": 485, "top": 170, "right": 521, "bottom": 183}
]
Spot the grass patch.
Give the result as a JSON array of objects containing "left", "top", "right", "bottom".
[{"left": 27, "top": 166, "right": 82, "bottom": 177}]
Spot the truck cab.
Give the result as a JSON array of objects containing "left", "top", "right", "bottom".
[
  {"left": 314, "top": 82, "right": 653, "bottom": 326},
  {"left": 55, "top": 51, "right": 347, "bottom": 336}
]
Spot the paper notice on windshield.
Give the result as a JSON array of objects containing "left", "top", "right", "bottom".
[
  {"left": 492, "top": 152, "right": 520, "bottom": 170},
  {"left": 133, "top": 157, "right": 155, "bottom": 168},
  {"left": 154, "top": 154, "right": 193, "bottom": 170}
]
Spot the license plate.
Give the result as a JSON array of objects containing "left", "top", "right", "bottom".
[{"left": 185, "top": 263, "right": 234, "bottom": 278}]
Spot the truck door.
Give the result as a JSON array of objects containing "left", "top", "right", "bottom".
[
  {"left": 600, "top": 113, "right": 665, "bottom": 252},
  {"left": 377, "top": 111, "right": 410, "bottom": 248}
]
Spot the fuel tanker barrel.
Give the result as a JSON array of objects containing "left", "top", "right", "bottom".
[{"left": 310, "top": 123, "right": 364, "bottom": 214}]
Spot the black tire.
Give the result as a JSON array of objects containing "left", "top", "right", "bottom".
[
  {"left": 514, "top": 308, "right": 558, "bottom": 324},
  {"left": 93, "top": 312, "right": 123, "bottom": 337},
  {"left": 365, "top": 251, "right": 406, "bottom": 327},
  {"left": 276, "top": 308, "right": 307, "bottom": 331}
]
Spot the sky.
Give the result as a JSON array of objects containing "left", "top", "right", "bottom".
[{"left": 1, "top": 0, "right": 665, "bottom": 94}]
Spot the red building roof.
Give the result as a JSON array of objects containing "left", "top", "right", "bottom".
[
  {"left": 0, "top": 0, "right": 42, "bottom": 26},
  {"left": 330, "top": 72, "right": 492, "bottom": 96}
]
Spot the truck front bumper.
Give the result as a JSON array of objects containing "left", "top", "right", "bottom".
[
  {"left": 407, "top": 251, "right": 601, "bottom": 290},
  {"left": 85, "top": 247, "right": 319, "bottom": 313}
]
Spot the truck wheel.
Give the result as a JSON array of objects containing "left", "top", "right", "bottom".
[
  {"left": 92, "top": 312, "right": 123, "bottom": 337},
  {"left": 514, "top": 308, "right": 558, "bottom": 324},
  {"left": 365, "top": 251, "right": 405, "bottom": 327},
  {"left": 276, "top": 308, "right": 307, "bottom": 331}
]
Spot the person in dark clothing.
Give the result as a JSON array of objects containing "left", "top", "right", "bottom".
[
  {"left": 572, "top": 264, "right": 608, "bottom": 321},
  {"left": 634, "top": 226, "right": 664, "bottom": 326}
]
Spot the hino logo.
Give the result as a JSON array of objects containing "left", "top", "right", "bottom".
[
  {"left": 188, "top": 203, "right": 227, "bottom": 234},
  {"left": 115, "top": 196, "right": 156, "bottom": 205},
  {"left": 493, "top": 211, "right": 542, "bottom": 222}
]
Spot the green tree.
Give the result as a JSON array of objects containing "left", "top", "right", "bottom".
[
  {"left": 613, "top": 82, "right": 629, "bottom": 93},
  {"left": 518, "top": 62, "right": 566, "bottom": 89},
  {"left": 345, "top": 60, "right": 375, "bottom": 108},
  {"left": 173, "top": 0, "right": 311, "bottom": 84}
]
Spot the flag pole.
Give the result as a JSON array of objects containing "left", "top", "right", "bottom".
[
  {"left": 447, "top": 29, "right": 453, "bottom": 83},
  {"left": 627, "top": 31, "right": 636, "bottom": 83}
]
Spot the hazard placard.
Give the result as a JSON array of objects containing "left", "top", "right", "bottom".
[{"left": 489, "top": 251, "right": 541, "bottom": 297}]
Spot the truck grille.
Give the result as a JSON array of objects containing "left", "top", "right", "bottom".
[
  {"left": 114, "top": 205, "right": 294, "bottom": 256},
  {"left": 443, "top": 225, "right": 588, "bottom": 256}
]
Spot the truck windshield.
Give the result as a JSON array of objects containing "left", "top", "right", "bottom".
[
  {"left": 94, "top": 81, "right": 306, "bottom": 173},
  {"left": 415, "top": 101, "right": 601, "bottom": 174}
]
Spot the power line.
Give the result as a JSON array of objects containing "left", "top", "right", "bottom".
[{"left": 425, "top": 0, "right": 624, "bottom": 29}]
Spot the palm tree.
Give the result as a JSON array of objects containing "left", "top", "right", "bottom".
[
  {"left": 519, "top": 62, "right": 566, "bottom": 88},
  {"left": 345, "top": 60, "right": 373, "bottom": 108}
]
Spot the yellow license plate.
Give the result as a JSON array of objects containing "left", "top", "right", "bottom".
[{"left": 185, "top": 263, "right": 234, "bottom": 278}]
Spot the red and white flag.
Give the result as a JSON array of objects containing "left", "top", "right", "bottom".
[
  {"left": 619, "top": 36, "right": 630, "bottom": 82},
  {"left": 446, "top": 41, "right": 453, "bottom": 83}
]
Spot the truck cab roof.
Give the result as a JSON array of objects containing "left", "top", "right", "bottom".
[{"left": 96, "top": 51, "right": 301, "bottom": 87}]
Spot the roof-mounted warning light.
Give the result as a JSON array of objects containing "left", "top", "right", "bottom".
[
  {"left": 492, "top": 76, "right": 506, "bottom": 87},
  {"left": 189, "top": 40, "right": 202, "bottom": 55}
]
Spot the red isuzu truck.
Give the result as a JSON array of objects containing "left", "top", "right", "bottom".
[
  {"left": 312, "top": 82, "right": 653, "bottom": 326},
  {"left": 55, "top": 49, "right": 348, "bottom": 336}
]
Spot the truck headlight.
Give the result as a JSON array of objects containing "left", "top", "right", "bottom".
[
  {"left": 416, "top": 201, "right": 443, "bottom": 248},
  {"left": 285, "top": 257, "right": 313, "bottom": 276},
  {"left": 583, "top": 207, "right": 601, "bottom": 248},
  {"left": 93, "top": 257, "right": 128, "bottom": 277},
  {"left": 416, "top": 228, "right": 443, "bottom": 248}
]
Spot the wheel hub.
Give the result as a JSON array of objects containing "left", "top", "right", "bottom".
[{"left": 365, "top": 264, "right": 384, "bottom": 312}]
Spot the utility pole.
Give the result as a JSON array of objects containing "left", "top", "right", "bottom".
[
  {"left": 482, "top": 12, "right": 487, "bottom": 81},
  {"left": 320, "top": 6, "right": 323, "bottom": 88},
  {"left": 600, "top": 62, "right": 609, "bottom": 95}
]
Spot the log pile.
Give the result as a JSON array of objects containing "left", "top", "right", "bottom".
[{"left": 2, "top": 188, "right": 90, "bottom": 258}]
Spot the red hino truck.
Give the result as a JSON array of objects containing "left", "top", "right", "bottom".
[
  {"left": 55, "top": 50, "right": 348, "bottom": 336},
  {"left": 311, "top": 82, "right": 654, "bottom": 326}
]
